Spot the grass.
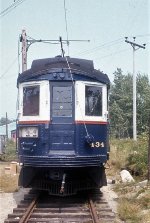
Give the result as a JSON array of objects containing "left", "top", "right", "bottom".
[
  {"left": 108, "top": 135, "right": 148, "bottom": 179},
  {"left": 116, "top": 187, "right": 150, "bottom": 223},
  {"left": 0, "top": 140, "right": 19, "bottom": 192},
  {"left": 109, "top": 135, "right": 150, "bottom": 223},
  {"left": 118, "top": 198, "right": 142, "bottom": 222},
  {"left": 0, "top": 140, "right": 18, "bottom": 162}
]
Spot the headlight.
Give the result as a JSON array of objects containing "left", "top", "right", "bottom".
[{"left": 19, "top": 127, "right": 38, "bottom": 138}]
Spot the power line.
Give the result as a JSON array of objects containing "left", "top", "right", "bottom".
[
  {"left": 0, "top": 0, "right": 26, "bottom": 18},
  {"left": 123, "top": 0, "right": 145, "bottom": 35},
  {"left": 0, "top": 0, "right": 26, "bottom": 16},
  {"left": 0, "top": 56, "right": 18, "bottom": 79},
  {"left": 0, "top": 51, "right": 22, "bottom": 79},
  {"left": 1, "top": 35, "right": 148, "bottom": 80},
  {"left": 75, "top": 34, "right": 149, "bottom": 57},
  {"left": 77, "top": 38, "right": 124, "bottom": 56},
  {"left": 96, "top": 47, "right": 131, "bottom": 61},
  {"left": 0, "top": 1, "right": 21, "bottom": 15},
  {"left": 0, "top": 34, "right": 22, "bottom": 79},
  {"left": 135, "top": 34, "right": 150, "bottom": 38}
]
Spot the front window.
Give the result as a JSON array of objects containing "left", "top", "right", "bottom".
[
  {"left": 85, "top": 85, "right": 102, "bottom": 116},
  {"left": 23, "top": 86, "right": 40, "bottom": 116},
  {"left": 52, "top": 86, "right": 72, "bottom": 117}
]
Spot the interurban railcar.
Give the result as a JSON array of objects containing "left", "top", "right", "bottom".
[{"left": 17, "top": 56, "right": 110, "bottom": 195}]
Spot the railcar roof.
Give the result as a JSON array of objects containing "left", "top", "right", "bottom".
[{"left": 17, "top": 56, "right": 110, "bottom": 86}]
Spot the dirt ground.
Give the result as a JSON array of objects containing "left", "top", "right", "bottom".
[
  {"left": 0, "top": 188, "right": 28, "bottom": 223},
  {"left": 0, "top": 162, "right": 23, "bottom": 222}
]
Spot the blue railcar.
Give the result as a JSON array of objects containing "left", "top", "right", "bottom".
[{"left": 17, "top": 56, "right": 110, "bottom": 195}]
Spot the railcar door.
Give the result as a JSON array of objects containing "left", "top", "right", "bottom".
[{"left": 49, "top": 82, "right": 75, "bottom": 155}]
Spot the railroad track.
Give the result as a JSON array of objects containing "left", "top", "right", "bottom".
[{"left": 4, "top": 189, "right": 115, "bottom": 223}]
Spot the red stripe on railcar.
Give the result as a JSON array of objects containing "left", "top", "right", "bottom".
[
  {"left": 75, "top": 121, "right": 108, "bottom": 125},
  {"left": 18, "top": 120, "right": 50, "bottom": 124}
]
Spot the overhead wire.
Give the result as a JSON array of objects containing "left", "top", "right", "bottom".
[
  {"left": 134, "top": 34, "right": 150, "bottom": 38},
  {"left": 62, "top": 0, "right": 89, "bottom": 136},
  {"left": 0, "top": 0, "right": 27, "bottom": 18},
  {"left": 1, "top": 31, "right": 148, "bottom": 80},
  {"left": 63, "top": 0, "right": 69, "bottom": 55},
  {"left": 75, "top": 38, "right": 124, "bottom": 56},
  {"left": 100, "top": 1, "right": 147, "bottom": 72},
  {"left": 0, "top": 36, "right": 22, "bottom": 79},
  {"left": 122, "top": 0, "right": 145, "bottom": 35},
  {"left": 95, "top": 48, "right": 131, "bottom": 61},
  {"left": 77, "top": 34, "right": 149, "bottom": 57},
  {"left": 73, "top": 34, "right": 149, "bottom": 58},
  {"left": 0, "top": 56, "right": 19, "bottom": 79},
  {"left": 0, "top": 0, "right": 22, "bottom": 15}
]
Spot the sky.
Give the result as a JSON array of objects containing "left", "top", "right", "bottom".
[{"left": 0, "top": 0, "right": 149, "bottom": 119}]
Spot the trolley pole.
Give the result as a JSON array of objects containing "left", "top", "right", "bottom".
[
  {"left": 125, "top": 37, "right": 145, "bottom": 140},
  {"left": 20, "top": 29, "right": 27, "bottom": 72},
  {"left": 19, "top": 29, "right": 90, "bottom": 73}
]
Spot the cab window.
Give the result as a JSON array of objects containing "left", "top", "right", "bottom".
[
  {"left": 52, "top": 86, "right": 72, "bottom": 117},
  {"left": 85, "top": 85, "right": 102, "bottom": 116},
  {"left": 23, "top": 86, "right": 40, "bottom": 116}
]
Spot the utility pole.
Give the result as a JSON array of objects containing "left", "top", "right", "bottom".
[
  {"left": 6, "top": 112, "right": 8, "bottom": 142},
  {"left": 20, "top": 29, "right": 27, "bottom": 72},
  {"left": 125, "top": 37, "right": 146, "bottom": 140}
]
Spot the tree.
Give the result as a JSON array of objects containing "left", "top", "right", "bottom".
[
  {"left": 0, "top": 117, "right": 12, "bottom": 126},
  {"left": 137, "top": 73, "right": 150, "bottom": 134},
  {"left": 109, "top": 69, "right": 150, "bottom": 138}
]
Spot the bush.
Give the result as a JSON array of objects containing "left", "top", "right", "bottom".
[
  {"left": 110, "top": 134, "right": 148, "bottom": 179},
  {"left": 126, "top": 135, "right": 148, "bottom": 177},
  {"left": 2, "top": 140, "right": 18, "bottom": 161}
]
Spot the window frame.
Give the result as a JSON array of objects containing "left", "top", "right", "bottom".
[
  {"left": 75, "top": 81, "right": 108, "bottom": 122},
  {"left": 85, "top": 85, "right": 103, "bottom": 117},
  {"left": 18, "top": 81, "right": 50, "bottom": 122},
  {"left": 23, "top": 85, "right": 40, "bottom": 116}
]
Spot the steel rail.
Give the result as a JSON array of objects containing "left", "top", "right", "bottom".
[
  {"left": 19, "top": 193, "right": 39, "bottom": 223},
  {"left": 88, "top": 197, "right": 100, "bottom": 223}
]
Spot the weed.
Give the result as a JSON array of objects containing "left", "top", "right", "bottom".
[
  {"left": 136, "top": 191, "right": 150, "bottom": 209},
  {"left": 0, "top": 172, "right": 19, "bottom": 192},
  {"left": 118, "top": 198, "right": 141, "bottom": 222},
  {"left": 109, "top": 136, "right": 148, "bottom": 180},
  {"left": 110, "top": 136, "right": 149, "bottom": 222},
  {"left": 1, "top": 140, "right": 18, "bottom": 162}
]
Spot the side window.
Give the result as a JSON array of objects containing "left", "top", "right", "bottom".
[
  {"left": 23, "top": 86, "right": 40, "bottom": 116},
  {"left": 85, "top": 85, "right": 102, "bottom": 116}
]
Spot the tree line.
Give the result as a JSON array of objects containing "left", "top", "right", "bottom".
[{"left": 109, "top": 68, "right": 150, "bottom": 138}]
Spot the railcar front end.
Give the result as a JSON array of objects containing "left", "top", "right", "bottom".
[{"left": 17, "top": 57, "right": 110, "bottom": 195}]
